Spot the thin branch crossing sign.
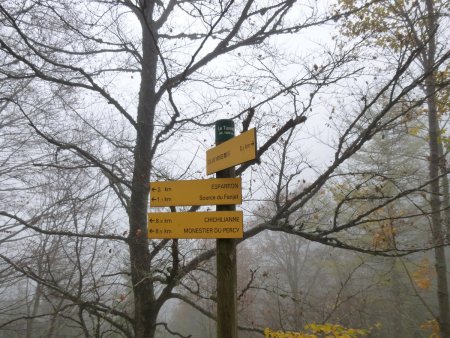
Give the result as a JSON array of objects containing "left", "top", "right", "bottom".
[
  {"left": 150, "top": 178, "right": 241, "bottom": 207},
  {"left": 206, "top": 128, "right": 256, "bottom": 175},
  {"left": 147, "top": 211, "right": 243, "bottom": 239}
]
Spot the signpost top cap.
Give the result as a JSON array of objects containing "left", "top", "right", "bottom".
[{"left": 215, "top": 119, "right": 235, "bottom": 144}]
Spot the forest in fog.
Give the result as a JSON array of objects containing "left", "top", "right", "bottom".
[{"left": 0, "top": 0, "right": 449, "bottom": 337}]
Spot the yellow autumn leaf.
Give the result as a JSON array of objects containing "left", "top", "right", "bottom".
[
  {"left": 408, "top": 126, "right": 421, "bottom": 136},
  {"left": 416, "top": 278, "right": 432, "bottom": 290},
  {"left": 412, "top": 257, "right": 435, "bottom": 290},
  {"left": 420, "top": 319, "right": 441, "bottom": 338}
]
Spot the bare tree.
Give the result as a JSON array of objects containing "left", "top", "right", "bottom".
[
  {"left": 0, "top": 1, "right": 449, "bottom": 337},
  {"left": 336, "top": 0, "right": 450, "bottom": 334}
]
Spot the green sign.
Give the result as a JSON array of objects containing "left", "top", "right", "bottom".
[{"left": 215, "top": 119, "right": 235, "bottom": 143}]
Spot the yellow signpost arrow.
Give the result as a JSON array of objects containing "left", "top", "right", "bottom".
[
  {"left": 150, "top": 178, "right": 242, "bottom": 207},
  {"left": 206, "top": 128, "right": 256, "bottom": 175},
  {"left": 147, "top": 211, "right": 243, "bottom": 239}
]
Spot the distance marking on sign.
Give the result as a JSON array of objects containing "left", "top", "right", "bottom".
[
  {"left": 150, "top": 178, "right": 242, "bottom": 207},
  {"left": 147, "top": 211, "right": 243, "bottom": 239},
  {"left": 206, "top": 128, "right": 257, "bottom": 175}
]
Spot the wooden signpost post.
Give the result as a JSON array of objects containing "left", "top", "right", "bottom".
[
  {"left": 147, "top": 119, "right": 257, "bottom": 338},
  {"left": 213, "top": 120, "right": 250, "bottom": 338}
]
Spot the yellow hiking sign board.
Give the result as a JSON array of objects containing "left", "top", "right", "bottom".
[
  {"left": 147, "top": 211, "right": 243, "bottom": 239},
  {"left": 206, "top": 128, "right": 256, "bottom": 175},
  {"left": 150, "top": 178, "right": 242, "bottom": 207}
]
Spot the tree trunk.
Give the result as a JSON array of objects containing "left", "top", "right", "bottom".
[
  {"left": 26, "top": 282, "right": 42, "bottom": 338},
  {"left": 391, "top": 259, "right": 404, "bottom": 337},
  {"left": 425, "top": 1, "right": 450, "bottom": 334},
  {"left": 129, "top": 4, "right": 159, "bottom": 337},
  {"left": 437, "top": 140, "right": 450, "bottom": 241},
  {"left": 427, "top": 85, "right": 450, "bottom": 337}
]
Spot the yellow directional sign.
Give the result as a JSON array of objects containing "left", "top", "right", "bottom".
[
  {"left": 147, "top": 211, "right": 243, "bottom": 239},
  {"left": 206, "top": 128, "right": 257, "bottom": 175},
  {"left": 150, "top": 178, "right": 242, "bottom": 207}
]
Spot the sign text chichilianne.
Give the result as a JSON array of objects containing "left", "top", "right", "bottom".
[{"left": 147, "top": 211, "right": 243, "bottom": 239}]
